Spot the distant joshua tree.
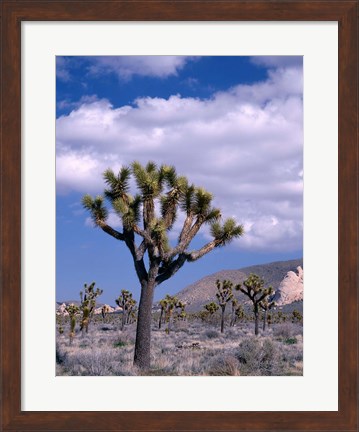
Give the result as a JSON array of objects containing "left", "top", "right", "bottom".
[
  {"left": 236, "top": 274, "right": 273, "bottom": 336},
  {"left": 83, "top": 161, "right": 244, "bottom": 368},
  {"left": 126, "top": 297, "right": 137, "bottom": 324},
  {"left": 101, "top": 304, "right": 111, "bottom": 322},
  {"left": 158, "top": 294, "right": 184, "bottom": 333},
  {"left": 115, "top": 289, "right": 136, "bottom": 330},
  {"left": 215, "top": 279, "right": 234, "bottom": 333},
  {"left": 230, "top": 299, "right": 244, "bottom": 327},
  {"left": 175, "top": 301, "right": 187, "bottom": 321},
  {"left": 158, "top": 297, "right": 168, "bottom": 329},
  {"left": 65, "top": 303, "right": 80, "bottom": 344},
  {"left": 79, "top": 282, "right": 103, "bottom": 335},
  {"left": 292, "top": 309, "right": 303, "bottom": 323},
  {"left": 259, "top": 298, "right": 275, "bottom": 331}
]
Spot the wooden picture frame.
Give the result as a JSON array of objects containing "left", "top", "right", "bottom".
[{"left": 1, "top": 1, "right": 357, "bottom": 431}]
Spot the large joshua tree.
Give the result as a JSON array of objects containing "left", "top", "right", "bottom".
[
  {"left": 83, "top": 161, "right": 244, "bottom": 369},
  {"left": 236, "top": 273, "right": 273, "bottom": 336}
]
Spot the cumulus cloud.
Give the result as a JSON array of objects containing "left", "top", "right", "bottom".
[
  {"left": 56, "top": 56, "right": 195, "bottom": 81},
  {"left": 56, "top": 57, "right": 71, "bottom": 81},
  {"left": 88, "top": 56, "right": 196, "bottom": 79},
  {"left": 56, "top": 62, "right": 303, "bottom": 252}
]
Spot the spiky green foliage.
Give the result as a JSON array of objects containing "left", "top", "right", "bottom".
[
  {"left": 103, "top": 166, "right": 131, "bottom": 202},
  {"left": 236, "top": 274, "right": 274, "bottom": 336},
  {"left": 204, "top": 302, "right": 219, "bottom": 315},
  {"left": 82, "top": 161, "right": 245, "bottom": 369},
  {"left": 210, "top": 218, "right": 244, "bottom": 245},
  {"left": 82, "top": 195, "right": 109, "bottom": 226},
  {"left": 79, "top": 282, "right": 103, "bottom": 334}
]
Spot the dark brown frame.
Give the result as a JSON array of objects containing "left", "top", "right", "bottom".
[{"left": 1, "top": 1, "right": 358, "bottom": 431}]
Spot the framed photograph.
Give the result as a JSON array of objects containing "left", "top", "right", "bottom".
[{"left": 1, "top": 1, "right": 357, "bottom": 431}]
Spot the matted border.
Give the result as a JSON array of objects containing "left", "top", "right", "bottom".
[{"left": 1, "top": 1, "right": 358, "bottom": 431}]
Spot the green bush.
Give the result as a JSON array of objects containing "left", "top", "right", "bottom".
[{"left": 284, "top": 337, "right": 297, "bottom": 345}]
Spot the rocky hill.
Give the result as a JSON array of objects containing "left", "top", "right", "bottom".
[
  {"left": 56, "top": 301, "right": 120, "bottom": 315},
  {"left": 273, "top": 266, "right": 303, "bottom": 306},
  {"left": 175, "top": 258, "right": 303, "bottom": 312}
]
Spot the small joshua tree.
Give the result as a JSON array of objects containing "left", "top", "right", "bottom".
[
  {"left": 126, "top": 297, "right": 137, "bottom": 325},
  {"left": 175, "top": 301, "right": 187, "bottom": 321},
  {"left": 65, "top": 303, "right": 80, "bottom": 344},
  {"left": 267, "top": 313, "right": 273, "bottom": 326},
  {"left": 216, "top": 279, "right": 233, "bottom": 333},
  {"left": 230, "top": 300, "right": 244, "bottom": 327},
  {"left": 204, "top": 301, "right": 219, "bottom": 322},
  {"left": 259, "top": 298, "right": 275, "bottom": 331},
  {"left": 292, "top": 309, "right": 303, "bottom": 323},
  {"left": 159, "top": 294, "right": 182, "bottom": 334},
  {"left": 158, "top": 297, "right": 168, "bottom": 329},
  {"left": 101, "top": 304, "right": 112, "bottom": 323},
  {"left": 115, "top": 289, "right": 135, "bottom": 330},
  {"left": 79, "top": 282, "right": 103, "bottom": 335},
  {"left": 236, "top": 273, "right": 273, "bottom": 336},
  {"left": 235, "top": 303, "right": 245, "bottom": 323}
]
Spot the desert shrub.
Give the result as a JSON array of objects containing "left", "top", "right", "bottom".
[
  {"left": 236, "top": 338, "right": 284, "bottom": 376},
  {"left": 63, "top": 348, "right": 116, "bottom": 376},
  {"left": 113, "top": 340, "right": 127, "bottom": 348},
  {"left": 205, "top": 329, "right": 219, "bottom": 339},
  {"left": 273, "top": 323, "right": 294, "bottom": 339},
  {"left": 207, "top": 355, "right": 240, "bottom": 376},
  {"left": 56, "top": 344, "right": 67, "bottom": 365}
]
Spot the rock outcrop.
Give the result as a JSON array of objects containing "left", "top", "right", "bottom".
[{"left": 273, "top": 266, "right": 303, "bottom": 306}]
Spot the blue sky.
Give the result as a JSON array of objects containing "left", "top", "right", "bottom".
[{"left": 56, "top": 56, "right": 303, "bottom": 305}]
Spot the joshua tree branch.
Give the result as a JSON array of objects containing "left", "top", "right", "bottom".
[
  {"left": 133, "top": 225, "right": 153, "bottom": 244},
  {"left": 164, "top": 215, "right": 204, "bottom": 260},
  {"left": 187, "top": 239, "right": 221, "bottom": 261},
  {"left": 123, "top": 230, "right": 148, "bottom": 282},
  {"left": 98, "top": 221, "right": 125, "bottom": 241},
  {"left": 136, "top": 239, "right": 147, "bottom": 260},
  {"left": 156, "top": 253, "right": 188, "bottom": 285}
]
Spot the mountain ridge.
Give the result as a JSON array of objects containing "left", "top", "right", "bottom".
[{"left": 175, "top": 258, "right": 303, "bottom": 312}]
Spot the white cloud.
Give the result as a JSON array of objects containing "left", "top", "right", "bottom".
[
  {"left": 57, "top": 62, "right": 303, "bottom": 252},
  {"left": 56, "top": 57, "right": 71, "bottom": 81},
  {"left": 56, "top": 56, "right": 195, "bottom": 82},
  {"left": 88, "top": 56, "right": 195, "bottom": 79}
]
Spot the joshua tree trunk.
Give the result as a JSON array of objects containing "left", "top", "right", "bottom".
[
  {"left": 134, "top": 279, "right": 156, "bottom": 369},
  {"left": 167, "top": 313, "right": 172, "bottom": 334},
  {"left": 121, "top": 309, "right": 126, "bottom": 331},
  {"left": 220, "top": 305, "right": 225, "bottom": 333},
  {"left": 158, "top": 309, "right": 163, "bottom": 329},
  {"left": 263, "top": 309, "right": 267, "bottom": 331},
  {"left": 254, "top": 306, "right": 259, "bottom": 336},
  {"left": 230, "top": 308, "right": 235, "bottom": 327}
]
